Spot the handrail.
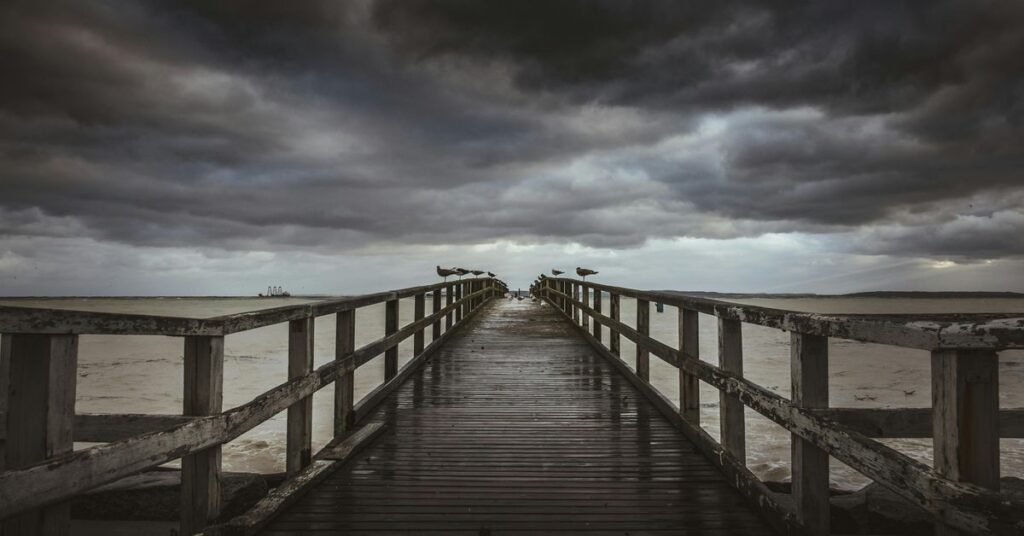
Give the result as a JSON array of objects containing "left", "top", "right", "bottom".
[
  {"left": 0, "top": 278, "right": 501, "bottom": 336},
  {"left": 544, "top": 277, "right": 1024, "bottom": 350},
  {"left": 539, "top": 277, "right": 1024, "bottom": 535},
  {"left": 0, "top": 278, "right": 507, "bottom": 534}
]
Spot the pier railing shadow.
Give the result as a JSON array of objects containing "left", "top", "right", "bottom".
[
  {"left": 539, "top": 277, "right": 1024, "bottom": 536},
  {"left": 0, "top": 277, "right": 506, "bottom": 535}
]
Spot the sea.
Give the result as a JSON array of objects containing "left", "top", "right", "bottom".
[{"left": 1, "top": 294, "right": 1022, "bottom": 491}]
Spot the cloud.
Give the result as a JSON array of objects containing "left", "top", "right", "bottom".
[{"left": 0, "top": 0, "right": 1022, "bottom": 280}]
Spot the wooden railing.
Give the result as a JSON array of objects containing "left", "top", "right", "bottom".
[
  {"left": 0, "top": 277, "right": 506, "bottom": 535},
  {"left": 537, "top": 277, "right": 1024, "bottom": 536}
]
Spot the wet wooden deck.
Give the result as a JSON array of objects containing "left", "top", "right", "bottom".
[{"left": 261, "top": 299, "right": 776, "bottom": 535}]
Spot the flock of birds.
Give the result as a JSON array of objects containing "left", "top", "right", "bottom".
[{"left": 435, "top": 266, "right": 496, "bottom": 281}]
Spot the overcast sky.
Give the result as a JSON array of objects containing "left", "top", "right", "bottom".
[{"left": 2, "top": 1, "right": 1023, "bottom": 296}]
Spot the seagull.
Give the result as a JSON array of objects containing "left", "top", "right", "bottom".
[
  {"left": 552, "top": 269, "right": 564, "bottom": 276},
  {"left": 436, "top": 265, "right": 459, "bottom": 281},
  {"left": 487, "top": 271, "right": 495, "bottom": 277},
  {"left": 470, "top": 270, "right": 485, "bottom": 277},
  {"left": 454, "top": 267, "right": 470, "bottom": 280},
  {"left": 576, "top": 267, "right": 598, "bottom": 280}
]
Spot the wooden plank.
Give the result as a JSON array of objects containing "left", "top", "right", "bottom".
[
  {"left": 0, "top": 292, "right": 491, "bottom": 519},
  {"left": 580, "top": 284, "right": 589, "bottom": 329},
  {"left": 791, "top": 333, "right": 830, "bottom": 535},
  {"left": 182, "top": 335, "right": 224, "bottom": 536},
  {"left": 446, "top": 284, "right": 454, "bottom": 329},
  {"left": 572, "top": 283, "right": 580, "bottom": 325},
  {"left": 73, "top": 413, "right": 194, "bottom": 442},
  {"left": 544, "top": 277, "right": 1024, "bottom": 351},
  {"left": 1, "top": 334, "right": 78, "bottom": 536},
  {"left": 592, "top": 288, "right": 602, "bottom": 341},
  {"left": 679, "top": 308, "right": 700, "bottom": 424},
  {"left": 636, "top": 298, "right": 650, "bottom": 381},
  {"left": 932, "top": 349, "right": 1000, "bottom": 536},
  {"left": 287, "top": 318, "right": 315, "bottom": 476},
  {"left": 808, "top": 407, "right": 1024, "bottom": 439},
  {"left": 205, "top": 423, "right": 386, "bottom": 536},
  {"left": 718, "top": 318, "right": 745, "bottom": 462},
  {"left": 455, "top": 282, "right": 463, "bottom": 323},
  {"left": 414, "top": 293, "right": 426, "bottom": 356},
  {"left": 609, "top": 293, "right": 620, "bottom": 356},
  {"left": 545, "top": 286, "right": 1024, "bottom": 534},
  {"left": 264, "top": 300, "right": 776, "bottom": 535},
  {"left": 431, "top": 289, "right": 442, "bottom": 341},
  {"left": 384, "top": 299, "right": 399, "bottom": 381},
  {"left": 334, "top": 310, "right": 355, "bottom": 437}
]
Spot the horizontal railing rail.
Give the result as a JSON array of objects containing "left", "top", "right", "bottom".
[
  {"left": 538, "top": 277, "right": 1024, "bottom": 536},
  {"left": 0, "top": 278, "right": 506, "bottom": 535}
]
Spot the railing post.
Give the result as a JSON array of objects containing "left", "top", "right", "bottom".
[
  {"left": 679, "top": 308, "right": 700, "bottom": 424},
  {"left": 286, "top": 317, "right": 314, "bottom": 476},
  {"left": 580, "top": 284, "right": 588, "bottom": 328},
  {"left": 384, "top": 298, "right": 399, "bottom": 381},
  {"left": 334, "top": 309, "right": 355, "bottom": 436},
  {"left": 592, "top": 288, "right": 602, "bottom": 341},
  {"left": 0, "top": 334, "right": 77, "bottom": 536},
  {"left": 446, "top": 283, "right": 454, "bottom": 329},
  {"left": 455, "top": 282, "right": 463, "bottom": 323},
  {"left": 414, "top": 292, "right": 426, "bottom": 356},
  {"left": 931, "top": 349, "right": 999, "bottom": 536},
  {"left": 718, "top": 318, "right": 745, "bottom": 462},
  {"left": 791, "top": 333, "right": 830, "bottom": 535},
  {"left": 181, "top": 335, "right": 224, "bottom": 536},
  {"left": 573, "top": 283, "right": 580, "bottom": 324},
  {"left": 636, "top": 298, "right": 650, "bottom": 381},
  {"left": 610, "top": 293, "right": 621, "bottom": 356},
  {"left": 432, "top": 288, "right": 442, "bottom": 341}
]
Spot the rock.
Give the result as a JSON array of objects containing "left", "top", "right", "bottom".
[{"left": 72, "top": 469, "right": 268, "bottom": 522}]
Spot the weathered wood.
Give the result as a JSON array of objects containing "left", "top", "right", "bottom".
[
  {"left": 540, "top": 297, "right": 799, "bottom": 536},
  {"left": 334, "top": 310, "right": 355, "bottom": 437},
  {"left": 718, "top": 318, "right": 745, "bottom": 462},
  {"left": 455, "top": 282, "right": 463, "bottom": 323},
  {"left": 384, "top": 299, "right": 399, "bottom": 381},
  {"left": 547, "top": 284, "right": 1024, "bottom": 534},
  {"left": 791, "top": 332, "right": 830, "bottom": 535},
  {"left": 182, "top": 335, "right": 224, "bottom": 536},
  {"left": 445, "top": 284, "right": 454, "bottom": 329},
  {"left": 287, "top": 318, "right": 314, "bottom": 476},
  {"left": 265, "top": 300, "right": 775, "bottom": 535},
  {"left": 636, "top": 298, "right": 650, "bottom": 381},
  {"left": 579, "top": 284, "right": 589, "bottom": 329},
  {"left": 1, "top": 333, "right": 78, "bottom": 536},
  {"left": 545, "top": 277, "right": 1024, "bottom": 351},
  {"left": 572, "top": 283, "right": 580, "bottom": 324},
  {"left": 207, "top": 423, "right": 386, "bottom": 536},
  {"left": 932, "top": 349, "right": 1000, "bottom": 536},
  {"left": 414, "top": 293, "right": 426, "bottom": 356},
  {"left": 592, "top": 287, "right": 602, "bottom": 341},
  {"left": 431, "top": 289, "right": 442, "bottom": 341},
  {"left": 72, "top": 413, "right": 195, "bottom": 442},
  {"left": 610, "top": 293, "right": 621, "bottom": 356},
  {"left": 351, "top": 294, "right": 495, "bottom": 424},
  {"left": 0, "top": 289, "right": 493, "bottom": 520},
  {"left": 809, "top": 407, "right": 1024, "bottom": 438},
  {"left": 679, "top": 308, "right": 700, "bottom": 424}
]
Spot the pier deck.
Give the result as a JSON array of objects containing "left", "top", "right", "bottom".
[{"left": 261, "top": 300, "right": 775, "bottom": 535}]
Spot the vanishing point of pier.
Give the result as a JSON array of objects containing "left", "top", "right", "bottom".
[{"left": 1, "top": 277, "right": 1023, "bottom": 535}]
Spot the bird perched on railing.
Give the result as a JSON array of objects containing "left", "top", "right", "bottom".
[
  {"left": 454, "top": 267, "right": 470, "bottom": 279},
  {"left": 470, "top": 270, "right": 485, "bottom": 277},
  {"left": 487, "top": 272, "right": 495, "bottom": 277},
  {"left": 552, "top": 269, "right": 563, "bottom": 276},
  {"left": 539, "top": 274, "right": 546, "bottom": 279},
  {"left": 436, "top": 265, "right": 459, "bottom": 281},
  {"left": 576, "top": 267, "right": 598, "bottom": 280}
]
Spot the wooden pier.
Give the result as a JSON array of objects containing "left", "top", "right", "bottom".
[{"left": 1, "top": 276, "right": 1023, "bottom": 535}]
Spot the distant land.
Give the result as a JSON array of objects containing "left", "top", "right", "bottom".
[{"left": 661, "top": 290, "right": 1024, "bottom": 299}]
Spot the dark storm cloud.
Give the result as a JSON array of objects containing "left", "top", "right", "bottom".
[{"left": 1, "top": 0, "right": 1023, "bottom": 261}]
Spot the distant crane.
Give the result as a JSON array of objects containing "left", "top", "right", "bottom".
[{"left": 576, "top": 267, "right": 598, "bottom": 280}]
